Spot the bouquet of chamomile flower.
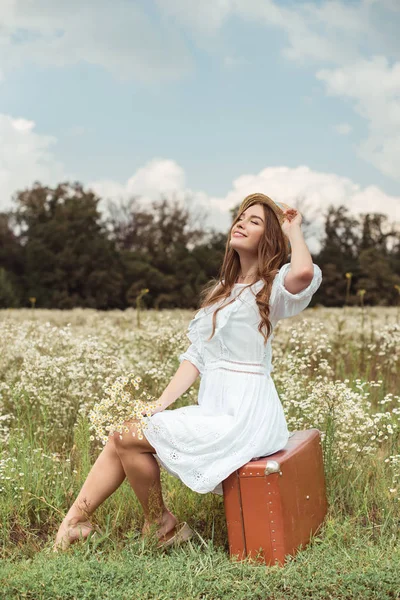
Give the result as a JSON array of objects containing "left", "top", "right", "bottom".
[{"left": 88, "top": 372, "right": 163, "bottom": 445}]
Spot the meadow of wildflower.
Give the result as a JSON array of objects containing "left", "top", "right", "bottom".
[{"left": 0, "top": 305, "right": 399, "bottom": 600}]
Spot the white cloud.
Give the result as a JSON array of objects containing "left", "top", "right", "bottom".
[
  {"left": 0, "top": 113, "right": 66, "bottom": 211},
  {"left": 90, "top": 159, "right": 187, "bottom": 204},
  {"left": 1, "top": 1, "right": 399, "bottom": 181},
  {"left": 1, "top": 121, "right": 398, "bottom": 253},
  {"left": 0, "top": 0, "right": 192, "bottom": 83},
  {"left": 317, "top": 57, "right": 400, "bottom": 180},
  {"left": 334, "top": 123, "right": 353, "bottom": 135},
  {"left": 155, "top": 0, "right": 233, "bottom": 34},
  {"left": 157, "top": 0, "right": 377, "bottom": 63},
  {"left": 156, "top": 0, "right": 400, "bottom": 181},
  {"left": 275, "top": 1, "right": 381, "bottom": 64},
  {"left": 208, "top": 164, "right": 400, "bottom": 251},
  {"left": 90, "top": 160, "right": 400, "bottom": 254},
  {"left": 89, "top": 159, "right": 218, "bottom": 229}
]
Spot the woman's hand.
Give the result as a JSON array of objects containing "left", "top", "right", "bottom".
[
  {"left": 279, "top": 202, "right": 302, "bottom": 236},
  {"left": 141, "top": 400, "right": 165, "bottom": 417}
]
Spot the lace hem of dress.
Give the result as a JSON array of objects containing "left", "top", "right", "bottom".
[{"left": 142, "top": 417, "right": 263, "bottom": 494}]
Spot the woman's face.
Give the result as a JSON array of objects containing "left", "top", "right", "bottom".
[{"left": 230, "top": 203, "right": 265, "bottom": 252}]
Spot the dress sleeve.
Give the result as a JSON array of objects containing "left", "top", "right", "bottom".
[
  {"left": 178, "top": 343, "right": 204, "bottom": 377},
  {"left": 270, "top": 262, "right": 322, "bottom": 321}
]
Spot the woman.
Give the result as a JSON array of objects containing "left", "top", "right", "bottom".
[{"left": 53, "top": 192, "right": 322, "bottom": 551}]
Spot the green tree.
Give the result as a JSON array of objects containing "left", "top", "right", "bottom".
[
  {"left": 105, "top": 193, "right": 210, "bottom": 308},
  {"left": 0, "top": 212, "right": 24, "bottom": 306},
  {"left": 0, "top": 267, "right": 19, "bottom": 308},
  {"left": 317, "top": 205, "right": 400, "bottom": 306},
  {"left": 358, "top": 247, "right": 400, "bottom": 305},
  {"left": 11, "top": 181, "right": 124, "bottom": 309}
]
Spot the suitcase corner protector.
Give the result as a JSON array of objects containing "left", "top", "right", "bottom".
[{"left": 264, "top": 460, "right": 282, "bottom": 475}]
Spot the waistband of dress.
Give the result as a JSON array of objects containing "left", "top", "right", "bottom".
[{"left": 204, "top": 359, "right": 270, "bottom": 376}]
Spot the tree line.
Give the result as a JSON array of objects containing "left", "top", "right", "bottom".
[{"left": 0, "top": 181, "right": 399, "bottom": 310}]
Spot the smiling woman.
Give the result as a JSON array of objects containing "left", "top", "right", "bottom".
[{"left": 53, "top": 192, "right": 322, "bottom": 553}]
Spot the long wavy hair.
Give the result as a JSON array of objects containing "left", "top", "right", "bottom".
[{"left": 198, "top": 193, "right": 290, "bottom": 346}]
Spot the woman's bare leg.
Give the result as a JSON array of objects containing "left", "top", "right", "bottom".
[
  {"left": 54, "top": 420, "right": 178, "bottom": 549},
  {"left": 54, "top": 436, "right": 127, "bottom": 549},
  {"left": 113, "top": 421, "right": 178, "bottom": 541}
]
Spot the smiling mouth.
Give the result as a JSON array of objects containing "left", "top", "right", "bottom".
[{"left": 233, "top": 232, "right": 246, "bottom": 237}]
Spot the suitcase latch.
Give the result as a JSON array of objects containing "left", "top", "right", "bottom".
[{"left": 264, "top": 460, "right": 282, "bottom": 475}]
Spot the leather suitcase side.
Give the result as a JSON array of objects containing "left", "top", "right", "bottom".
[{"left": 222, "top": 429, "right": 328, "bottom": 566}]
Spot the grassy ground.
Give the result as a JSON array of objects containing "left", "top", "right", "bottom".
[
  {"left": 0, "top": 518, "right": 399, "bottom": 600},
  {"left": 0, "top": 306, "right": 399, "bottom": 599}
]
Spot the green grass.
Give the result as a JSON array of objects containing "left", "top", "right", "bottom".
[{"left": 0, "top": 517, "right": 399, "bottom": 600}]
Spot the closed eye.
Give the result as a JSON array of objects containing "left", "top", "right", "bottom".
[{"left": 238, "top": 218, "right": 259, "bottom": 225}]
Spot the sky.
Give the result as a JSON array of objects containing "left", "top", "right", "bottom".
[{"left": 0, "top": 0, "right": 400, "bottom": 253}]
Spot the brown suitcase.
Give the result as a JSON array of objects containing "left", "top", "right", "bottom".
[{"left": 222, "top": 428, "right": 328, "bottom": 566}]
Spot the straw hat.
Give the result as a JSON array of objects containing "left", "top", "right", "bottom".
[{"left": 236, "top": 192, "right": 292, "bottom": 254}]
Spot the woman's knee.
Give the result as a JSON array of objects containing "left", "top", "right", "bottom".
[{"left": 112, "top": 421, "right": 141, "bottom": 453}]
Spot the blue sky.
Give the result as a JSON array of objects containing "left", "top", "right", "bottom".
[{"left": 0, "top": 0, "right": 399, "bottom": 251}]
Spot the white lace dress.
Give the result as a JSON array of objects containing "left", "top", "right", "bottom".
[{"left": 142, "top": 262, "right": 322, "bottom": 495}]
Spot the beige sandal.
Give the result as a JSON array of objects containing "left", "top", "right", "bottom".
[{"left": 156, "top": 522, "right": 194, "bottom": 549}]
